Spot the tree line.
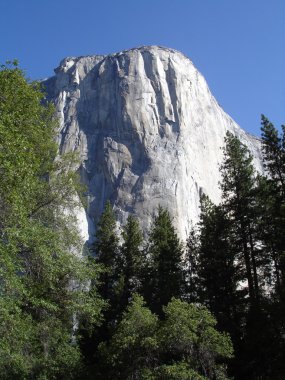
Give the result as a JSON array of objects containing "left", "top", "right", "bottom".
[
  {"left": 186, "top": 123, "right": 285, "bottom": 379},
  {"left": 0, "top": 62, "right": 284, "bottom": 379},
  {"left": 79, "top": 202, "right": 233, "bottom": 380},
  {"left": 80, "top": 119, "right": 285, "bottom": 380}
]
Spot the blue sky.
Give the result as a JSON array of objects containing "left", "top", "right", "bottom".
[{"left": 1, "top": 0, "right": 284, "bottom": 136}]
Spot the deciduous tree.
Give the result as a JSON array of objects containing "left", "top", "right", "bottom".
[{"left": 0, "top": 61, "right": 104, "bottom": 379}]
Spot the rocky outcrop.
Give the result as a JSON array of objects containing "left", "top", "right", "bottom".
[{"left": 44, "top": 46, "right": 263, "bottom": 241}]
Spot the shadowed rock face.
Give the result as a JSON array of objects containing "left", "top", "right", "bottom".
[{"left": 43, "top": 46, "right": 263, "bottom": 241}]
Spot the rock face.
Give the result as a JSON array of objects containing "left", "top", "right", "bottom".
[{"left": 44, "top": 46, "right": 263, "bottom": 241}]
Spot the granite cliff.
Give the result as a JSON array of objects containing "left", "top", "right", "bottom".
[{"left": 43, "top": 46, "right": 263, "bottom": 242}]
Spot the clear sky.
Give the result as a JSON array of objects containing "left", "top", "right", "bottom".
[{"left": 1, "top": 0, "right": 284, "bottom": 136}]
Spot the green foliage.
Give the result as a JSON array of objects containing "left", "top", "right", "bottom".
[
  {"left": 260, "top": 116, "right": 285, "bottom": 290},
  {"left": 0, "top": 301, "right": 34, "bottom": 379},
  {"left": 191, "top": 126, "right": 285, "bottom": 379},
  {"left": 182, "top": 227, "right": 200, "bottom": 303},
  {"left": 3, "top": 61, "right": 283, "bottom": 379},
  {"left": 261, "top": 114, "right": 285, "bottom": 195},
  {"left": 197, "top": 194, "right": 243, "bottom": 343},
  {"left": 120, "top": 215, "right": 144, "bottom": 307},
  {"left": 154, "top": 362, "right": 206, "bottom": 380},
  {"left": 145, "top": 206, "right": 184, "bottom": 315},
  {"left": 95, "top": 201, "right": 119, "bottom": 263},
  {"left": 160, "top": 298, "right": 233, "bottom": 379},
  {"left": 0, "top": 62, "right": 104, "bottom": 379},
  {"left": 257, "top": 116, "right": 285, "bottom": 378},
  {"left": 220, "top": 132, "right": 261, "bottom": 305},
  {"left": 79, "top": 201, "right": 121, "bottom": 376},
  {"left": 93, "top": 200, "right": 120, "bottom": 302},
  {"left": 100, "top": 294, "right": 159, "bottom": 379},
  {"left": 102, "top": 296, "right": 233, "bottom": 380}
]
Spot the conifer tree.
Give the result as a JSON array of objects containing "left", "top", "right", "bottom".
[
  {"left": 93, "top": 201, "right": 120, "bottom": 303},
  {"left": 260, "top": 116, "right": 285, "bottom": 291},
  {"left": 182, "top": 226, "right": 200, "bottom": 303},
  {"left": 80, "top": 201, "right": 120, "bottom": 376},
  {"left": 145, "top": 206, "right": 183, "bottom": 316},
  {"left": 197, "top": 194, "right": 242, "bottom": 339},
  {"left": 261, "top": 115, "right": 285, "bottom": 196},
  {"left": 257, "top": 116, "right": 285, "bottom": 378},
  {"left": 120, "top": 215, "right": 144, "bottom": 309},
  {"left": 219, "top": 131, "right": 280, "bottom": 379},
  {"left": 220, "top": 131, "right": 260, "bottom": 306}
]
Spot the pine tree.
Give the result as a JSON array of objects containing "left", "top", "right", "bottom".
[
  {"left": 182, "top": 226, "right": 200, "bottom": 303},
  {"left": 260, "top": 116, "right": 285, "bottom": 291},
  {"left": 219, "top": 131, "right": 279, "bottom": 379},
  {"left": 145, "top": 206, "right": 183, "bottom": 316},
  {"left": 255, "top": 175, "right": 282, "bottom": 291},
  {"left": 93, "top": 201, "right": 120, "bottom": 303},
  {"left": 261, "top": 115, "right": 285, "bottom": 196},
  {"left": 257, "top": 116, "right": 285, "bottom": 378},
  {"left": 120, "top": 215, "right": 144, "bottom": 309},
  {"left": 220, "top": 131, "right": 260, "bottom": 306},
  {"left": 80, "top": 201, "right": 121, "bottom": 377},
  {"left": 197, "top": 195, "right": 242, "bottom": 340}
]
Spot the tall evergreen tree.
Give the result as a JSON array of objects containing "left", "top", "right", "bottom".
[
  {"left": 182, "top": 226, "right": 200, "bottom": 303},
  {"left": 220, "top": 131, "right": 261, "bottom": 306},
  {"left": 145, "top": 206, "right": 183, "bottom": 316},
  {"left": 197, "top": 195, "right": 242, "bottom": 339},
  {"left": 255, "top": 175, "right": 283, "bottom": 292},
  {"left": 80, "top": 201, "right": 121, "bottom": 377},
  {"left": 260, "top": 115, "right": 285, "bottom": 291},
  {"left": 93, "top": 201, "right": 120, "bottom": 304},
  {"left": 257, "top": 116, "right": 285, "bottom": 378},
  {"left": 120, "top": 215, "right": 144, "bottom": 309},
  {"left": 261, "top": 115, "right": 285, "bottom": 196},
  {"left": 219, "top": 131, "right": 280, "bottom": 379}
]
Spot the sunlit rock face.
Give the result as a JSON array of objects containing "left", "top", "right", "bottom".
[{"left": 43, "top": 46, "right": 263, "bottom": 241}]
